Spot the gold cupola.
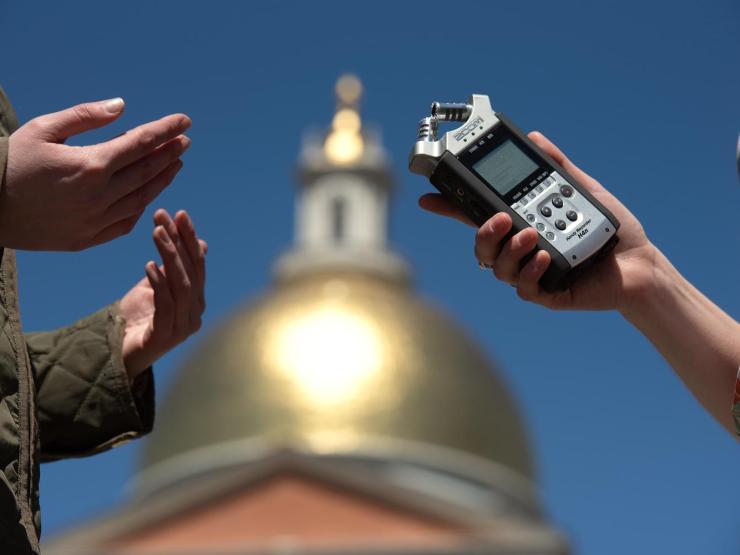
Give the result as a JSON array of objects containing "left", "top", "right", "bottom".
[{"left": 137, "top": 76, "right": 540, "bottom": 522}]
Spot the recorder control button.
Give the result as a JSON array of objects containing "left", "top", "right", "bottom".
[
  {"left": 555, "top": 219, "right": 567, "bottom": 231},
  {"left": 552, "top": 197, "right": 564, "bottom": 209},
  {"left": 528, "top": 191, "right": 537, "bottom": 200},
  {"left": 546, "top": 231, "right": 555, "bottom": 240},
  {"left": 560, "top": 185, "right": 574, "bottom": 197},
  {"left": 566, "top": 210, "right": 578, "bottom": 222},
  {"left": 540, "top": 206, "right": 552, "bottom": 217},
  {"left": 519, "top": 197, "right": 529, "bottom": 206},
  {"left": 536, "top": 222, "right": 545, "bottom": 232},
  {"left": 526, "top": 213, "right": 536, "bottom": 223}
]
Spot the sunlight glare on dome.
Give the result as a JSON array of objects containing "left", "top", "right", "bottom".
[{"left": 268, "top": 305, "right": 383, "bottom": 405}]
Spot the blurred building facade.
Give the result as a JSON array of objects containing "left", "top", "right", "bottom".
[{"left": 45, "top": 76, "right": 569, "bottom": 555}]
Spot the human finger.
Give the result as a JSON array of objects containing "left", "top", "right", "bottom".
[
  {"left": 154, "top": 209, "right": 196, "bottom": 270},
  {"left": 154, "top": 209, "right": 198, "bottom": 298},
  {"left": 174, "top": 211, "right": 202, "bottom": 284},
  {"left": 144, "top": 260, "right": 175, "bottom": 337},
  {"left": 29, "top": 98, "right": 125, "bottom": 143},
  {"left": 106, "top": 135, "right": 189, "bottom": 203},
  {"left": 174, "top": 210, "right": 205, "bottom": 316},
  {"left": 418, "top": 193, "right": 475, "bottom": 227},
  {"left": 105, "top": 160, "right": 183, "bottom": 223},
  {"left": 528, "top": 131, "right": 607, "bottom": 195},
  {"left": 153, "top": 225, "right": 192, "bottom": 339},
  {"left": 491, "top": 228, "right": 539, "bottom": 285},
  {"left": 474, "top": 213, "right": 512, "bottom": 266},
  {"left": 97, "top": 113, "right": 192, "bottom": 171},
  {"left": 199, "top": 239, "right": 208, "bottom": 288},
  {"left": 87, "top": 213, "right": 143, "bottom": 249},
  {"left": 154, "top": 209, "right": 179, "bottom": 245},
  {"left": 515, "top": 250, "right": 551, "bottom": 303},
  {"left": 156, "top": 209, "right": 201, "bottom": 287}
]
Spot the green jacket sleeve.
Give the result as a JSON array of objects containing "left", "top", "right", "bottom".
[{"left": 26, "top": 303, "right": 155, "bottom": 461}]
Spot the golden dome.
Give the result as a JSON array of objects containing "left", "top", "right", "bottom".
[{"left": 139, "top": 271, "right": 535, "bottom": 488}]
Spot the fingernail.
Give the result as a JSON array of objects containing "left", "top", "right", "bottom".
[
  {"left": 531, "top": 255, "right": 541, "bottom": 272},
  {"left": 181, "top": 136, "right": 191, "bottom": 151},
  {"left": 535, "top": 253, "right": 547, "bottom": 271},
  {"left": 103, "top": 97, "right": 125, "bottom": 114}
]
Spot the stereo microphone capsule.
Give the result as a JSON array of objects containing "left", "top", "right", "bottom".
[{"left": 431, "top": 102, "right": 472, "bottom": 122}]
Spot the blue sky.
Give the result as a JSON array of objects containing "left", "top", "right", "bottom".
[{"left": 2, "top": 0, "right": 739, "bottom": 553}]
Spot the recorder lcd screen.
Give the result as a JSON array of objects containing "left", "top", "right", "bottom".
[{"left": 473, "top": 140, "right": 538, "bottom": 196}]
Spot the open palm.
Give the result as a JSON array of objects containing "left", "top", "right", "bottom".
[{"left": 119, "top": 209, "right": 207, "bottom": 378}]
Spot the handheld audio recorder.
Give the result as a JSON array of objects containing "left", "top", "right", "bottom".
[{"left": 409, "top": 94, "right": 620, "bottom": 292}]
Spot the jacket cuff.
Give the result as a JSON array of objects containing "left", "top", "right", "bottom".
[
  {"left": 34, "top": 304, "right": 156, "bottom": 460},
  {"left": 98, "top": 302, "right": 156, "bottom": 450}
]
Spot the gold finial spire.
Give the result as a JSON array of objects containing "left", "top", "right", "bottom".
[
  {"left": 325, "top": 74, "right": 364, "bottom": 165},
  {"left": 335, "top": 74, "right": 363, "bottom": 107}
]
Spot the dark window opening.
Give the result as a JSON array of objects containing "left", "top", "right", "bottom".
[{"left": 332, "top": 197, "right": 346, "bottom": 242}]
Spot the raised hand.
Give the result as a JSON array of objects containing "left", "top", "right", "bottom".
[
  {"left": 119, "top": 209, "right": 206, "bottom": 379},
  {"left": 2, "top": 98, "right": 191, "bottom": 251},
  {"left": 419, "top": 131, "right": 657, "bottom": 312}
]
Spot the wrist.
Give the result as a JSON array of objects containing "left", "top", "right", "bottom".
[
  {"left": 617, "top": 243, "right": 682, "bottom": 324},
  {"left": 122, "top": 338, "right": 157, "bottom": 384}
]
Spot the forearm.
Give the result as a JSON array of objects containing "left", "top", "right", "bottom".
[{"left": 620, "top": 246, "right": 740, "bottom": 435}]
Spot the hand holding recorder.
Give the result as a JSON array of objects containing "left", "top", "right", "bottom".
[
  {"left": 410, "top": 95, "right": 626, "bottom": 294},
  {"left": 418, "top": 129, "right": 654, "bottom": 313}
]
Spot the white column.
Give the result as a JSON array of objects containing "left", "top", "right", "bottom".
[{"left": 297, "top": 173, "right": 387, "bottom": 251}]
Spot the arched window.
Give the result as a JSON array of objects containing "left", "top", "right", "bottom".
[{"left": 331, "top": 197, "right": 346, "bottom": 243}]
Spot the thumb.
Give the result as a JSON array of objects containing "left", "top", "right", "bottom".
[{"left": 31, "top": 98, "right": 125, "bottom": 142}]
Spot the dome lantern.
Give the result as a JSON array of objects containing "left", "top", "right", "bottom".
[{"left": 274, "top": 74, "right": 410, "bottom": 283}]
